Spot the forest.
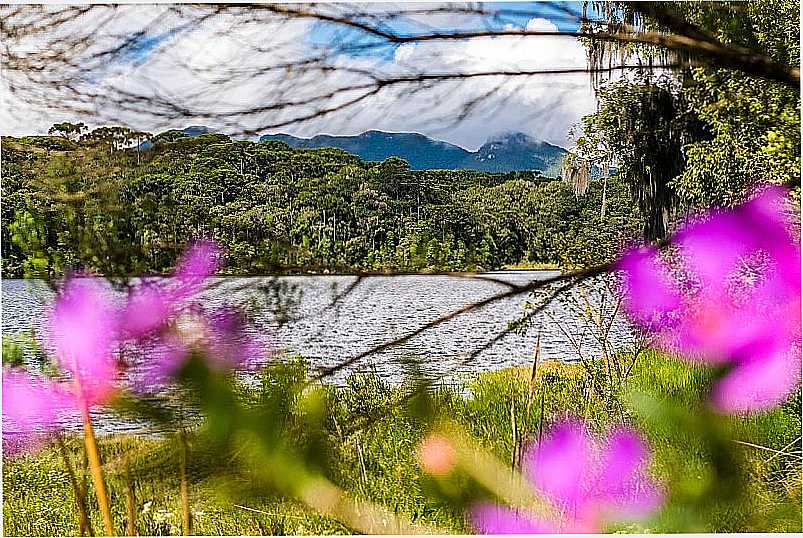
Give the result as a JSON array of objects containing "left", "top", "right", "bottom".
[
  {"left": 2, "top": 1, "right": 802, "bottom": 535},
  {"left": 1, "top": 128, "right": 641, "bottom": 278}
]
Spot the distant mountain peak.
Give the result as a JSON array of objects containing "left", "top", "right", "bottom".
[
  {"left": 259, "top": 130, "right": 566, "bottom": 175},
  {"left": 182, "top": 125, "right": 211, "bottom": 136},
  {"left": 487, "top": 131, "right": 538, "bottom": 144}
]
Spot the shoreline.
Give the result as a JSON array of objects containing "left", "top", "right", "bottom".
[{"left": 1, "top": 265, "right": 564, "bottom": 281}]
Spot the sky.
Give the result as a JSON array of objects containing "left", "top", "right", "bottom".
[{"left": 1, "top": 2, "right": 601, "bottom": 150}]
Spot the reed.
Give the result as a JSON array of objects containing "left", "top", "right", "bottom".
[
  {"left": 56, "top": 436, "right": 94, "bottom": 537},
  {"left": 4, "top": 353, "right": 800, "bottom": 535}
]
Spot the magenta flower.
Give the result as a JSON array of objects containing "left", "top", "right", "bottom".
[
  {"left": 46, "top": 277, "right": 121, "bottom": 406},
  {"left": 2, "top": 370, "right": 75, "bottom": 455},
  {"left": 471, "top": 421, "right": 662, "bottom": 534},
  {"left": 119, "top": 239, "right": 252, "bottom": 391},
  {"left": 122, "top": 282, "right": 174, "bottom": 338},
  {"left": 126, "top": 335, "right": 189, "bottom": 393},
  {"left": 618, "top": 187, "right": 802, "bottom": 412},
  {"left": 118, "top": 239, "right": 267, "bottom": 391},
  {"left": 129, "top": 306, "right": 268, "bottom": 393},
  {"left": 3, "top": 239, "right": 266, "bottom": 451},
  {"left": 122, "top": 240, "right": 222, "bottom": 338},
  {"left": 203, "top": 306, "right": 267, "bottom": 371},
  {"left": 4, "top": 276, "right": 122, "bottom": 452},
  {"left": 174, "top": 239, "right": 221, "bottom": 290},
  {"left": 3, "top": 241, "right": 223, "bottom": 447}
]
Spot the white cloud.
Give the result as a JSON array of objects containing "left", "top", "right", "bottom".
[
  {"left": 294, "top": 15, "right": 597, "bottom": 148},
  {"left": 2, "top": 7, "right": 599, "bottom": 148},
  {"left": 526, "top": 17, "right": 559, "bottom": 32}
]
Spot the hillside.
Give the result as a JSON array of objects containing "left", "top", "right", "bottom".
[
  {"left": 259, "top": 130, "right": 566, "bottom": 175},
  {"left": 1, "top": 131, "right": 636, "bottom": 277}
]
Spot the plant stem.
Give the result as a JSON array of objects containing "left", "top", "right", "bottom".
[
  {"left": 81, "top": 451, "right": 93, "bottom": 535},
  {"left": 124, "top": 457, "right": 137, "bottom": 536},
  {"left": 57, "top": 436, "right": 94, "bottom": 537},
  {"left": 525, "top": 331, "right": 541, "bottom": 422},
  {"left": 179, "top": 429, "right": 192, "bottom": 536},
  {"left": 510, "top": 396, "right": 518, "bottom": 470},
  {"left": 82, "top": 408, "right": 115, "bottom": 536}
]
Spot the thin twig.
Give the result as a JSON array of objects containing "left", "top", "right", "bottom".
[{"left": 731, "top": 439, "right": 803, "bottom": 459}]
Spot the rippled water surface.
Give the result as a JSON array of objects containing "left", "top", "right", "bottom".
[{"left": 2, "top": 273, "right": 631, "bottom": 432}]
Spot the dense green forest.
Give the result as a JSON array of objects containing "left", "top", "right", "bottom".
[{"left": 1, "top": 129, "right": 640, "bottom": 277}]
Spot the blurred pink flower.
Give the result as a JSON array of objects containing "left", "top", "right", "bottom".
[
  {"left": 46, "top": 277, "right": 121, "bottom": 406},
  {"left": 618, "top": 187, "right": 801, "bottom": 412},
  {"left": 4, "top": 276, "right": 122, "bottom": 452},
  {"left": 418, "top": 433, "right": 458, "bottom": 476},
  {"left": 203, "top": 306, "right": 266, "bottom": 371},
  {"left": 119, "top": 240, "right": 267, "bottom": 391},
  {"left": 174, "top": 239, "right": 222, "bottom": 291},
  {"left": 122, "top": 282, "right": 173, "bottom": 338},
  {"left": 2, "top": 369, "right": 75, "bottom": 454},
  {"left": 3, "top": 239, "right": 266, "bottom": 449},
  {"left": 119, "top": 239, "right": 265, "bottom": 391},
  {"left": 470, "top": 421, "right": 662, "bottom": 534},
  {"left": 122, "top": 240, "right": 222, "bottom": 338},
  {"left": 3, "top": 241, "right": 222, "bottom": 444},
  {"left": 127, "top": 335, "right": 189, "bottom": 393},
  {"left": 131, "top": 306, "right": 268, "bottom": 392}
]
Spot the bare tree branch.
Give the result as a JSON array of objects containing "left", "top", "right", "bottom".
[
  {"left": 2, "top": 3, "right": 797, "bottom": 138},
  {"left": 313, "top": 262, "right": 611, "bottom": 382}
]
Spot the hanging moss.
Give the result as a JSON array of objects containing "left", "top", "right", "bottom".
[{"left": 577, "top": 73, "right": 710, "bottom": 241}]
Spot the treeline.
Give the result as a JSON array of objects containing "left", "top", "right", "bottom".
[{"left": 1, "top": 129, "right": 641, "bottom": 277}]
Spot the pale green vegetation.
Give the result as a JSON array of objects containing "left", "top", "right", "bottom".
[{"left": 4, "top": 352, "right": 800, "bottom": 536}]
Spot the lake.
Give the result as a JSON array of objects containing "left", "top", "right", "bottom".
[{"left": 2, "top": 272, "right": 632, "bottom": 433}]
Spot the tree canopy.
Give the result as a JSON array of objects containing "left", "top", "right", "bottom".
[{"left": 1, "top": 129, "right": 641, "bottom": 278}]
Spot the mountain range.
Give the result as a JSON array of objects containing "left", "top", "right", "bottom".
[
  {"left": 259, "top": 130, "right": 567, "bottom": 175},
  {"left": 142, "top": 127, "right": 567, "bottom": 175}
]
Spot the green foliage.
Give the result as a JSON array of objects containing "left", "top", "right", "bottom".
[
  {"left": 15, "top": 136, "right": 78, "bottom": 151},
  {"left": 48, "top": 122, "right": 87, "bottom": 142},
  {"left": 666, "top": 0, "right": 800, "bottom": 206},
  {"left": 577, "top": 74, "right": 707, "bottom": 240},
  {"left": 4, "top": 353, "right": 800, "bottom": 535},
  {"left": 1, "top": 131, "right": 640, "bottom": 277},
  {"left": 577, "top": 0, "right": 800, "bottom": 228}
]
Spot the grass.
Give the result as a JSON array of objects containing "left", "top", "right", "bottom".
[
  {"left": 499, "top": 262, "right": 561, "bottom": 271},
  {"left": 3, "top": 352, "right": 801, "bottom": 535}
]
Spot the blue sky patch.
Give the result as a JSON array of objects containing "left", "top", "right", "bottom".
[
  {"left": 114, "top": 29, "right": 176, "bottom": 65},
  {"left": 306, "top": 2, "right": 584, "bottom": 61}
]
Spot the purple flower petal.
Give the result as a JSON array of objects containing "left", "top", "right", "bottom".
[
  {"left": 676, "top": 212, "right": 756, "bottom": 291},
  {"left": 2, "top": 370, "right": 76, "bottom": 449},
  {"left": 676, "top": 188, "right": 791, "bottom": 288},
  {"left": 672, "top": 301, "right": 754, "bottom": 364},
  {"left": 46, "top": 277, "right": 120, "bottom": 405},
  {"left": 524, "top": 421, "right": 593, "bottom": 513},
  {"left": 596, "top": 428, "right": 663, "bottom": 518},
  {"left": 470, "top": 502, "right": 556, "bottom": 534},
  {"left": 743, "top": 187, "right": 798, "bottom": 256},
  {"left": 128, "top": 335, "right": 189, "bottom": 394},
  {"left": 597, "top": 428, "right": 646, "bottom": 490},
  {"left": 121, "top": 283, "right": 172, "bottom": 338},
  {"left": 618, "top": 187, "right": 801, "bottom": 412},
  {"left": 711, "top": 346, "right": 802, "bottom": 413},
  {"left": 617, "top": 247, "right": 681, "bottom": 329},
  {"left": 471, "top": 421, "right": 663, "bottom": 534},
  {"left": 204, "top": 307, "right": 267, "bottom": 371},
  {"left": 174, "top": 240, "right": 222, "bottom": 297},
  {"left": 122, "top": 242, "right": 222, "bottom": 339}
]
